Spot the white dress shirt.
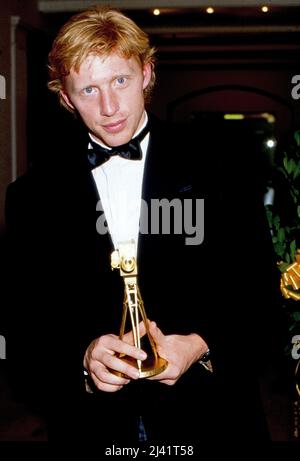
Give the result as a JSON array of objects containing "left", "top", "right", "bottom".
[{"left": 90, "top": 113, "right": 149, "bottom": 256}]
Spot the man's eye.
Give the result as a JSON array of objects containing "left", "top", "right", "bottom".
[
  {"left": 116, "top": 77, "right": 126, "bottom": 85},
  {"left": 83, "top": 87, "right": 96, "bottom": 95}
]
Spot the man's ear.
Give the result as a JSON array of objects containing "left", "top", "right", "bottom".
[
  {"left": 60, "top": 90, "right": 75, "bottom": 110},
  {"left": 142, "top": 63, "right": 152, "bottom": 90}
]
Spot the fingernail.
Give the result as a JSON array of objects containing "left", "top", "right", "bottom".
[{"left": 139, "top": 351, "right": 147, "bottom": 360}]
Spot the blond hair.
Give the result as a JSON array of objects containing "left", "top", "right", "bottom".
[{"left": 48, "top": 6, "right": 156, "bottom": 111}]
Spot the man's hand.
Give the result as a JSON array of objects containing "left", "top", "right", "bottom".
[
  {"left": 83, "top": 322, "right": 147, "bottom": 393},
  {"left": 147, "top": 322, "right": 208, "bottom": 386}
]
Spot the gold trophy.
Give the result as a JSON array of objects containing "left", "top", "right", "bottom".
[{"left": 111, "top": 241, "right": 168, "bottom": 378}]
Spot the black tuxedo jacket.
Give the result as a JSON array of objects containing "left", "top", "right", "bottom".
[{"left": 3, "top": 114, "right": 282, "bottom": 442}]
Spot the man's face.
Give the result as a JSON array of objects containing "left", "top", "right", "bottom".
[{"left": 61, "top": 52, "right": 151, "bottom": 146}]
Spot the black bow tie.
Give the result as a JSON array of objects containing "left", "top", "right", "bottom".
[{"left": 87, "top": 122, "right": 149, "bottom": 169}]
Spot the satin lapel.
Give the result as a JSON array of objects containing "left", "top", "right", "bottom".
[
  {"left": 87, "top": 165, "right": 114, "bottom": 264},
  {"left": 138, "top": 118, "right": 168, "bottom": 276},
  {"left": 68, "top": 137, "right": 114, "bottom": 267}
]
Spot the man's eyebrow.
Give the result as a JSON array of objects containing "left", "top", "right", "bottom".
[
  {"left": 113, "top": 73, "right": 133, "bottom": 79},
  {"left": 111, "top": 67, "right": 136, "bottom": 77},
  {"left": 71, "top": 63, "right": 138, "bottom": 89}
]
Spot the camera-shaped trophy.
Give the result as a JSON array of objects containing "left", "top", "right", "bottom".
[{"left": 111, "top": 241, "right": 168, "bottom": 378}]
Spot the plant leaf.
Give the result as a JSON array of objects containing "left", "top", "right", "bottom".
[
  {"left": 289, "top": 158, "right": 296, "bottom": 174},
  {"left": 274, "top": 242, "right": 285, "bottom": 259},
  {"left": 290, "top": 239, "right": 297, "bottom": 260},
  {"left": 273, "top": 215, "right": 280, "bottom": 231},
  {"left": 293, "top": 162, "right": 300, "bottom": 180},
  {"left": 279, "top": 262, "right": 290, "bottom": 273},
  {"left": 283, "top": 156, "right": 292, "bottom": 174},
  {"left": 294, "top": 130, "right": 300, "bottom": 147},
  {"left": 278, "top": 227, "right": 285, "bottom": 243},
  {"left": 292, "top": 311, "right": 300, "bottom": 322}
]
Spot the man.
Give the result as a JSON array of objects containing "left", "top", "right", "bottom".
[
  {"left": 5, "top": 6, "right": 281, "bottom": 445},
  {"left": 47, "top": 9, "right": 209, "bottom": 391}
]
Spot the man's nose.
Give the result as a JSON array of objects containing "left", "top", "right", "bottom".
[{"left": 99, "top": 90, "right": 118, "bottom": 116}]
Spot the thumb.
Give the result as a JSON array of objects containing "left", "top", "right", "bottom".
[
  {"left": 123, "top": 320, "right": 149, "bottom": 345},
  {"left": 149, "top": 322, "right": 164, "bottom": 344}
]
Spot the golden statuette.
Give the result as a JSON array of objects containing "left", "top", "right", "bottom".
[{"left": 111, "top": 241, "right": 167, "bottom": 378}]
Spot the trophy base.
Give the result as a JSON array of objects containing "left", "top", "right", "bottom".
[{"left": 113, "top": 355, "right": 168, "bottom": 379}]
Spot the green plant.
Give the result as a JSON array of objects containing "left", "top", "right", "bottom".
[{"left": 265, "top": 130, "right": 300, "bottom": 338}]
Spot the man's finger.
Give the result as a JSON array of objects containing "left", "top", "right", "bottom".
[
  {"left": 90, "top": 371, "right": 124, "bottom": 393},
  {"left": 123, "top": 319, "right": 150, "bottom": 345},
  {"left": 92, "top": 364, "right": 131, "bottom": 386},
  {"left": 93, "top": 335, "right": 147, "bottom": 361},
  {"left": 149, "top": 322, "right": 164, "bottom": 344}
]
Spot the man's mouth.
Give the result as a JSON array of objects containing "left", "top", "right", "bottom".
[{"left": 102, "top": 119, "right": 126, "bottom": 133}]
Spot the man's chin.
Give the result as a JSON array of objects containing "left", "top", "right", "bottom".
[{"left": 99, "top": 132, "right": 133, "bottom": 148}]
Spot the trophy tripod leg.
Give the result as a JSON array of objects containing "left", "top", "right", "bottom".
[
  {"left": 119, "top": 292, "right": 128, "bottom": 340},
  {"left": 126, "top": 283, "right": 142, "bottom": 371},
  {"left": 136, "top": 287, "right": 158, "bottom": 360}
]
